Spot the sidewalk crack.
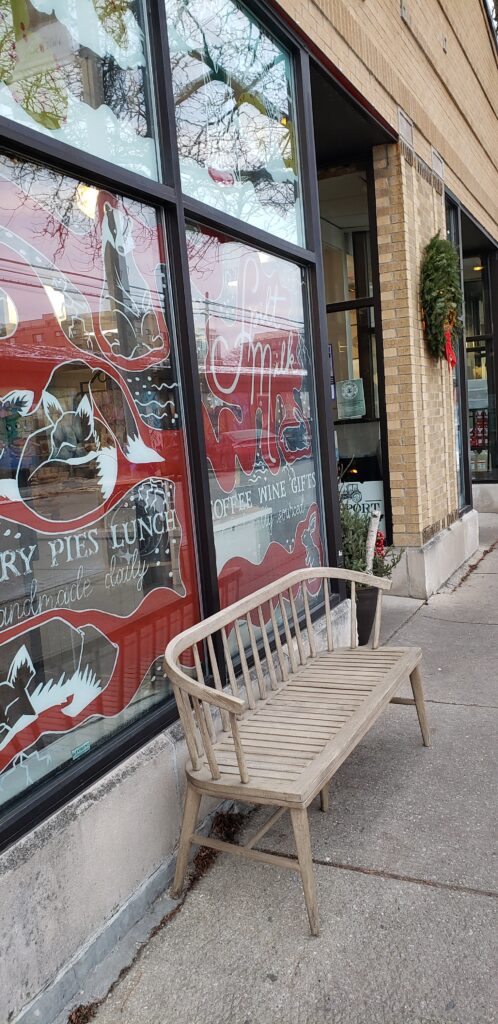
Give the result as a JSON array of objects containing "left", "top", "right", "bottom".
[
  {"left": 255, "top": 847, "right": 498, "bottom": 899},
  {"left": 383, "top": 603, "right": 424, "bottom": 644},
  {"left": 425, "top": 698, "right": 498, "bottom": 709},
  {"left": 422, "top": 615, "right": 498, "bottom": 626}
]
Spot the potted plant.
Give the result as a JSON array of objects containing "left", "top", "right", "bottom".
[{"left": 340, "top": 499, "right": 402, "bottom": 645}]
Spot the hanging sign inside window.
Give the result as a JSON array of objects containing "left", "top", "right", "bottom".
[
  {"left": 336, "top": 378, "right": 366, "bottom": 420},
  {"left": 341, "top": 480, "right": 385, "bottom": 526}
]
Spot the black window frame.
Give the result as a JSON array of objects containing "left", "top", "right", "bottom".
[{"left": 322, "top": 164, "right": 393, "bottom": 543}]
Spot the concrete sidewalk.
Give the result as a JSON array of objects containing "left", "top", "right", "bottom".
[{"left": 70, "top": 516, "right": 498, "bottom": 1024}]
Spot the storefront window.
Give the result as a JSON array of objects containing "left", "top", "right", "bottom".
[
  {"left": 0, "top": 154, "right": 199, "bottom": 809},
  {"left": 164, "top": 0, "right": 302, "bottom": 244},
  {"left": 187, "top": 224, "right": 324, "bottom": 608},
  {"left": 0, "top": 3, "right": 350, "bottom": 842},
  {"left": 0, "top": 1, "right": 158, "bottom": 179}
]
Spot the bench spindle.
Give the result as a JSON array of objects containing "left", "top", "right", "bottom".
[
  {"left": 229, "top": 712, "right": 250, "bottom": 783},
  {"left": 372, "top": 589, "right": 383, "bottom": 649},
  {"left": 279, "top": 593, "right": 298, "bottom": 674},
  {"left": 246, "top": 613, "right": 267, "bottom": 700},
  {"left": 302, "top": 587, "right": 316, "bottom": 659},
  {"left": 172, "top": 683, "right": 201, "bottom": 771},
  {"left": 234, "top": 618, "right": 257, "bottom": 709},
  {"left": 184, "top": 689, "right": 204, "bottom": 758},
  {"left": 269, "top": 600, "right": 288, "bottom": 681},
  {"left": 257, "top": 605, "right": 279, "bottom": 689},
  {"left": 193, "top": 643, "right": 216, "bottom": 741},
  {"left": 221, "top": 625, "right": 241, "bottom": 700},
  {"left": 323, "top": 579, "right": 334, "bottom": 651},
  {"left": 207, "top": 634, "right": 229, "bottom": 731},
  {"left": 350, "top": 581, "right": 357, "bottom": 648},
  {"left": 192, "top": 696, "right": 221, "bottom": 780},
  {"left": 289, "top": 588, "right": 306, "bottom": 666}
]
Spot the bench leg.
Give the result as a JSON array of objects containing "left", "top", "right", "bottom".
[
  {"left": 410, "top": 665, "right": 431, "bottom": 747},
  {"left": 290, "top": 808, "right": 319, "bottom": 936},
  {"left": 171, "top": 783, "right": 202, "bottom": 898},
  {"left": 320, "top": 785, "right": 329, "bottom": 813}
]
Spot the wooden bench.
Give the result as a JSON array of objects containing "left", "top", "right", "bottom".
[{"left": 165, "top": 567, "right": 430, "bottom": 935}]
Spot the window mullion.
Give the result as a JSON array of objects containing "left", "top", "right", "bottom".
[
  {"left": 181, "top": 195, "right": 317, "bottom": 265},
  {"left": 153, "top": 0, "right": 221, "bottom": 623},
  {"left": 0, "top": 116, "right": 177, "bottom": 207},
  {"left": 293, "top": 47, "right": 344, "bottom": 577}
]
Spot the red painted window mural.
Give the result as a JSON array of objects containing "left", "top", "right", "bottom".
[
  {"left": 187, "top": 225, "right": 325, "bottom": 611},
  {"left": 0, "top": 155, "right": 199, "bottom": 807}
]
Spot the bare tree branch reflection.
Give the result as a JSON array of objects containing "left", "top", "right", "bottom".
[{"left": 168, "top": 0, "right": 299, "bottom": 226}]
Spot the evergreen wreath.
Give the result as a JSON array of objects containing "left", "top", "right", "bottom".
[{"left": 420, "top": 232, "right": 462, "bottom": 361}]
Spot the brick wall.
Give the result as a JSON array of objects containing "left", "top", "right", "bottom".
[
  {"left": 374, "top": 141, "right": 459, "bottom": 545},
  {"left": 278, "top": 0, "right": 498, "bottom": 241}
]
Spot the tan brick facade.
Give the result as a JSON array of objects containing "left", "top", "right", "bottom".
[
  {"left": 276, "top": 0, "right": 498, "bottom": 239},
  {"left": 277, "top": 0, "right": 497, "bottom": 549},
  {"left": 373, "top": 142, "right": 458, "bottom": 545}
]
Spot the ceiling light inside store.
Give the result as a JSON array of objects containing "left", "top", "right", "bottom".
[{"left": 473, "top": 265, "right": 483, "bottom": 271}]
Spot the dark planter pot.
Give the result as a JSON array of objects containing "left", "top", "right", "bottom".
[{"left": 356, "top": 586, "right": 378, "bottom": 646}]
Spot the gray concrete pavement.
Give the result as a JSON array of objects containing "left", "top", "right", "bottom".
[{"left": 82, "top": 517, "right": 498, "bottom": 1024}]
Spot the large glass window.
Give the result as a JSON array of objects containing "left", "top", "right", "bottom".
[
  {"left": 0, "top": 154, "right": 199, "bottom": 809},
  {"left": 164, "top": 0, "right": 302, "bottom": 244},
  {"left": 0, "top": 0, "right": 342, "bottom": 841},
  {"left": 187, "top": 224, "right": 324, "bottom": 608},
  {"left": 0, "top": 1, "right": 158, "bottom": 179}
]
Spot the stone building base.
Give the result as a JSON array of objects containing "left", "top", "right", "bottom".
[
  {"left": 391, "top": 510, "right": 479, "bottom": 599},
  {"left": 472, "top": 484, "right": 498, "bottom": 514}
]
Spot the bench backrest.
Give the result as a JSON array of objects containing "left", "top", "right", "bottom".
[{"left": 164, "top": 567, "right": 391, "bottom": 783}]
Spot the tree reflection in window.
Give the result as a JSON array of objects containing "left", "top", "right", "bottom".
[
  {"left": 0, "top": 0, "right": 157, "bottom": 178},
  {"left": 165, "top": 0, "right": 302, "bottom": 242}
]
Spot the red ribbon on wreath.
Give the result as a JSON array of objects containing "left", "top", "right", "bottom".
[
  {"left": 443, "top": 312, "right": 457, "bottom": 371},
  {"left": 444, "top": 327, "right": 457, "bottom": 371}
]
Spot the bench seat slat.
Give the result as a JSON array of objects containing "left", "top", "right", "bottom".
[
  {"left": 264, "top": 706, "right": 358, "bottom": 718},
  {"left": 282, "top": 684, "right": 373, "bottom": 695},
  {"left": 217, "top": 754, "right": 310, "bottom": 770},
  {"left": 215, "top": 763, "right": 302, "bottom": 781},
  {"left": 239, "top": 726, "right": 332, "bottom": 740},
  {"left": 271, "top": 696, "right": 364, "bottom": 706},
  {"left": 216, "top": 743, "right": 322, "bottom": 760},
  {"left": 184, "top": 647, "right": 422, "bottom": 803},
  {"left": 260, "top": 706, "right": 353, "bottom": 719},
  {"left": 234, "top": 738, "right": 331, "bottom": 753}
]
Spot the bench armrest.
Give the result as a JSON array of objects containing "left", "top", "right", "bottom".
[{"left": 164, "top": 651, "right": 245, "bottom": 714}]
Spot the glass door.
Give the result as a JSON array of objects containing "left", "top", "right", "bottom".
[
  {"left": 445, "top": 197, "right": 471, "bottom": 508},
  {"left": 320, "top": 171, "right": 385, "bottom": 530},
  {"left": 465, "top": 257, "right": 497, "bottom": 481}
]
